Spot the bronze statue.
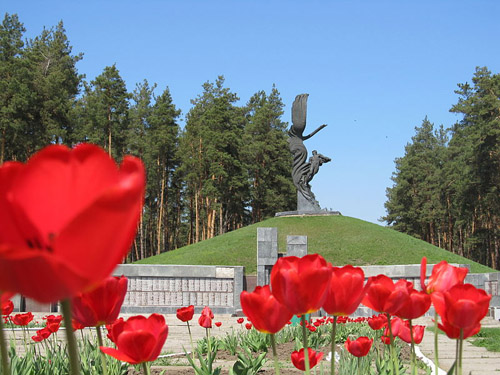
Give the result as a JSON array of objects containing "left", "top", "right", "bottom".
[{"left": 288, "top": 94, "right": 330, "bottom": 210}]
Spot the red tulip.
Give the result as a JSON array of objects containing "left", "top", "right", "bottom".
[
  {"left": 362, "top": 275, "right": 410, "bottom": 315},
  {"left": 0, "top": 144, "right": 145, "bottom": 303},
  {"left": 323, "top": 265, "right": 368, "bottom": 316},
  {"left": 46, "top": 321, "right": 61, "bottom": 333},
  {"left": 198, "top": 306, "right": 213, "bottom": 328},
  {"left": 240, "top": 285, "right": 293, "bottom": 334},
  {"left": 32, "top": 327, "right": 52, "bottom": 342},
  {"left": 237, "top": 318, "right": 244, "bottom": 324},
  {"left": 176, "top": 305, "right": 194, "bottom": 322},
  {"left": 432, "top": 283, "right": 491, "bottom": 330},
  {"left": 270, "top": 254, "right": 331, "bottom": 315},
  {"left": 367, "top": 314, "right": 387, "bottom": 330},
  {"left": 72, "top": 320, "right": 85, "bottom": 331},
  {"left": 101, "top": 314, "right": 168, "bottom": 365},
  {"left": 390, "top": 317, "right": 425, "bottom": 344},
  {"left": 201, "top": 306, "right": 214, "bottom": 319},
  {"left": 215, "top": 322, "right": 222, "bottom": 327},
  {"left": 106, "top": 317, "right": 124, "bottom": 343},
  {"left": 44, "top": 315, "right": 63, "bottom": 324},
  {"left": 12, "top": 312, "right": 34, "bottom": 326},
  {"left": 344, "top": 336, "right": 373, "bottom": 357},
  {"left": 291, "top": 348, "right": 323, "bottom": 370},
  {"left": 437, "top": 317, "right": 481, "bottom": 339},
  {"left": 1, "top": 300, "right": 13, "bottom": 316},
  {"left": 245, "top": 323, "right": 252, "bottom": 330},
  {"left": 420, "top": 257, "right": 468, "bottom": 294},
  {"left": 392, "top": 285, "right": 431, "bottom": 320},
  {"left": 72, "top": 275, "right": 128, "bottom": 327}
]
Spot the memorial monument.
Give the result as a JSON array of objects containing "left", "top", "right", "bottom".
[{"left": 277, "top": 94, "right": 339, "bottom": 216}]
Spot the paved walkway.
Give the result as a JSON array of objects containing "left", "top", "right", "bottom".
[
  {"left": 416, "top": 316, "right": 500, "bottom": 375},
  {"left": 9, "top": 313, "right": 500, "bottom": 374}
]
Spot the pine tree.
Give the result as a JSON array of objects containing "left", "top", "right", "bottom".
[
  {"left": 384, "top": 118, "right": 448, "bottom": 245},
  {"left": 242, "top": 86, "right": 295, "bottom": 222},
  {"left": 24, "top": 21, "right": 82, "bottom": 147},
  {"left": 448, "top": 67, "right": 500, "bottom": 268},
  {"left": 180, "top": 76, "right": 246, "bottom": 243},
  {"left": 0, "top": 13, "right": 30, "bottom": 162},
  {"left": 76, "top": 64, "right": 130, "bottom": 159}
]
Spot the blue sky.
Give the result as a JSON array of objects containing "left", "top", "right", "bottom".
[{"left": 4, "top": 1, "right": 500, "bottom": 224}]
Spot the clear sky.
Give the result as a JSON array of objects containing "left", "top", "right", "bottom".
[{"left": 4, "top": 0, "right": 500, "bottom": 225}]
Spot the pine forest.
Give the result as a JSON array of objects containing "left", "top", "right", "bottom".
[{"left": 1, "top": 14, "right": 499, "bottom": 270}]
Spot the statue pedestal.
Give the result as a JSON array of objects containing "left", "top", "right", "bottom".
[
  {"left": 275, "top": 191, "right": 341, "bottom": 217},
  {"left": 297, "top": 191, "right": 321, "bottom": 212}
]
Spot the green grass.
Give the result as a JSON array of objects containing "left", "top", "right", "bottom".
[
  {"left": 470, "top": 327, "right": 500, "bottom": 352},
  {"left": 135, "top": 215, "right": 494, "bottom": 274}
]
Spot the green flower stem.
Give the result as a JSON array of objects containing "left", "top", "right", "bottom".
[
  {"left": 458, "top": 330, "right": 463, "bottom": 375},
  {"left": 409, "top": 320, "right": 416, "bottom": 375},
  {"left": 21, "top": 326, "right": 28, "bottom": 356},
  {"left": 330, "top": 316, "right": 337, "bottom": 375},
  {"left": 142, "top": 361, "right": 151, "bottom": 375},
  {"left": 357, "top": 356, "right": 361, "bottom": 375},
  {"left": 455, "top": 339, "right": 459, "bottom": 375},
  {"left": 270, "top": 333, "right": 280, "bottom": 375},
  {"left": 96, "top": 325, "right": 109, "bottom": 375},
  {"left": 61, "top": 299, "right": 81, "bottom": 375},
  {"left": 206, "top": 327, "right": 211, "bottom": 361},
  {"left": 434, "top": 311, "right": 439, "bottom": 375},
  {"left": 300, "top": 315, "right": 311, "bottom": 375},
  {"left": 385, "top": 313, "right": 398, "bottom": 375},
  {"left": 0, "top": 307, "right": 10, "bottom": 375},
  {"left": 187, "top": 321, "right": 195, "bottom": 359}
]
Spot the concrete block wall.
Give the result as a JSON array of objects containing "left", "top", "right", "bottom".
[{"left": 113, "top": 264, "right": 245, "bottom": 315}]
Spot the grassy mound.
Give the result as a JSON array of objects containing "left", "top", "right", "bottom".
[{"left": 135, "top": 215, "right": 493, "bottom": 274}]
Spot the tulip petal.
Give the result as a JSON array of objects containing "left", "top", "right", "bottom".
[
  {"left": 116, "top": 330, "right": 157, "bottom": 364},
  {"left": 100, "top": 346, "right": 139, "bottom": 364}
]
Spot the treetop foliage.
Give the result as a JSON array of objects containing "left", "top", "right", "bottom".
[{"left": 0, "top": 14, "right": 296, "bottom": 260}]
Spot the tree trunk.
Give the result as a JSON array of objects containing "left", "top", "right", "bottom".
[
  {"left": 0, "top": 127, "right": 5, "bottom": 164},
  {"left": 157, "top": 166, "right": 165, "bottom": 255},
  {"left": 107, "top": 107, "right": 112, "bottom": 156},
  {"left": 139, "top": 213, "right": 144, "bottom": 260},
  {"left": 195, "top": 189, "right": 200, "bottom": 243}
]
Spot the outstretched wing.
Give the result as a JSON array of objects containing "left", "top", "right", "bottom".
[{"left": 291, "top": 94, "right": 308, "bottom": 133}]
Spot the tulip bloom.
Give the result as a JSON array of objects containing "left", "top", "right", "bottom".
[
  {"left": 0, "top": 144, "right": 145, "bottom": 303},
  {"left": 362, "top": 275, "right": 411, "bottom": 315},
  {"left": 390, "top": 317, "right": 425, "bottom": 344},
  {"left": 12, "top": 312, "right": 34, "bottom": 326},
  {"left": 438, "top": 318, "right": 481, "bottom": 340},
  {"left": 420, "top": 257, "right": 468, "bottom": 294},
  {"left": 72, "top": 320, "right": 85, "bottom": 331},
  {"left": 392, "top": 286, "right": 431, "bottom": 320},
  {"left": 433, "top": 283, "right": 491, "bottom": 331},
  {"left": 72, "top": 275, "right": 128, "bottom": 327},
  {"left": 291, "top": 348, "right": 323, "bottom": 370},
  {"left": 344, "top": 336, "right": 373, "bottom": 357},
  {"left": 240, "top": 285, "right": 293, "bottom": 334},
  {"left": 106, "top": 317, "right": 124, "bottom": 343},
  {"left": 176, "top": 305, "right": 194, "bottom": 322},
  {"left": 237, "top": 318, "right": 244, "bottom": 324},
  {"left": 101, "top": 314, "right": 168, "bottom": 365},
  {"left": 367, "top": 314, "right": 387, "bottom": 330},
  {"left": 32, "top": 327, "right": 52, "bottom": 342},
  {"left": 1, "top": 300, "right": 13, "bottom": 316},
  {"left": 271, "top": 254, "right": 331, "bottom": 315},
  {"left": 323, "top": 265, "right": 368, "bottom": 316},
  {"left": 198, "top": 306, "right": 214, "bottom": 328}
]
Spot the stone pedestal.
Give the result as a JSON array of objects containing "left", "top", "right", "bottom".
[
  {"left": 297, "top": 191, "right": 321, "bottom": 212},
  {"left": 257, "top": 227, "right": 278, "bottom": 286},
  {"left": 287, "top": 235, "right": 308, "bottom": 257}
]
